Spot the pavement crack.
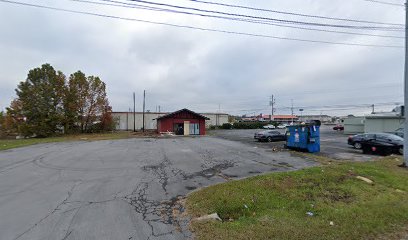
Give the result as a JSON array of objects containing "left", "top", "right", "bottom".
[
  {"left": 183, "top": 162, "right": 235, "bottom": 180},
  {"left": 142, "top": 154, "right": 171, "bottom": 193},
  {"left": 13, "top": 181, "right": 82, "bottom": 240},
  {"left": 123, "top": 182, "right": 188, "bottom": 239}
]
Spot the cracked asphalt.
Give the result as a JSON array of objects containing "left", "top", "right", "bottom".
[{"left": 0, "top": 136, "right": 316, "bottom": 240}]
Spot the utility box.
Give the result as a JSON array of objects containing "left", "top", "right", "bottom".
[{"left": 286, "top": 123, "right": 320, "bottom": 153}]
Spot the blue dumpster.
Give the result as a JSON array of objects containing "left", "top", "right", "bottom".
[{"left": 286, "top": 124, "right": 320, "bottom": 153}]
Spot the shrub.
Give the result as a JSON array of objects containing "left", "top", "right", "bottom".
[
  {"left": 220, "top": 123, "right": 233, "bottom": 129},
  {"left": 233, "top": 122, "right": 268, "bottom": 129}
]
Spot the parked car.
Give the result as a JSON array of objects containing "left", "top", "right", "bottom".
[
  {"left": 276, "top": 124, "right": 287, "bottom": 129},
  {"left": 391, "top": 128, "right": 404, "bottom": 138},
  {"left": 263, "top": 124, "right": 276, "bottom": 129},
  {"left": 360, "top": 133, "right": 403, "bottom": 156},
  {"left": 333, "top": 125, "right": 344, "bottom": 131},
  {"left": 254, "top": 131, "right": 286, "bottom": 142},
  {"left": 348, "top": 133, "right": 375, "bottom": 149}
]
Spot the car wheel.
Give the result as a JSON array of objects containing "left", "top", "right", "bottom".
[
  {"left": 382, "top": 147, "right": 392, "bottom": 156},
  {"left": 267, "top": 137, "right": 272, "bottom": 142},
  {"left": 354, "top": 142, "right": 362, "bottom": 149},
  {"left": 399, "top": 147, "right": 403, "bottom": 155}
]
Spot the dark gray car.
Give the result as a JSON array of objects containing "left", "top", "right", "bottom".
[{"left": 254, "top": 130, "right": 286, "bottom": 142}]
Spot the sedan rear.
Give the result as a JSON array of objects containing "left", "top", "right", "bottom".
[{"left": 254, "top": 131, "right": 286, "bottom": 142}]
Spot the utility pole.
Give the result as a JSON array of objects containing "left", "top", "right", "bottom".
[
  {"left": 291, "top": 99, "right": 294, "bottom": 125},
  {"left": 159, "top": 105, "right": 161, "bottom": 113},
  {"left": 133, "top": 92, "right": 136, "bottom": 132},
  {"left": 142, "top": 90, "right": 146, "bottom": 132},
  {"left": 270, "top": 95, "right": 275, "bottom": 122},
  {"left": 217, "top": 104, "right": 221, "bottom": 126},
  {"left": 372, "top": 104, "right": 375, "bottom": 114},
  {"left": 404, "top": 0, "right": 408, "bottom": 167}
]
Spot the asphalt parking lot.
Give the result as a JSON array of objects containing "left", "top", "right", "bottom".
[
  {"left": 0, "top": 126, "right": 379, "bottom": 240},
  {"left": 0, "top": 136, "right": 316, "bottom": 240},
  {"left": 210, "top": 125, "right": 376, "bottom": 161}
]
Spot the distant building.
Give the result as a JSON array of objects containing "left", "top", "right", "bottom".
[
  {"left": 112, "top": 111, "right": 229, "bottom": 131},
  {"left": 156, "top": 109, "right": 210, "bottom": 135},
  {"left": 240, "top": 114, "right": 298, "bottom": 124},
  {"left": 344, "top": 116, "right": 365, "bottom": 134},
  {"left": 364, "top": 114, "right": 403, "bottom": 133},
  {"left": 241, "top": 117, "right": 257, "bottom": 122},
  {"left": 298, "top": 115, "right": 332, "bottom": 123},
  {"left": 344, "top": 107, "right": 404, "bottom": 134}
]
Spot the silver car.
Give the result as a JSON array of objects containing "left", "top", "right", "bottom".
[{"left": 254, "top": 130, "right": 286, "bottom": 142}]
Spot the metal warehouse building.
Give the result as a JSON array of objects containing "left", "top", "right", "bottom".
[
  {"left": 364, "top": 115, "right": 404, "bottom": 133},
  {"left": 112, "top": 110, "right": 229, "bottom": 131},
  {"left": 344, "top": 114, "right": 404, "bottom": 135}
]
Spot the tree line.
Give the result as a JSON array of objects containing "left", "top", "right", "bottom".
[{"left": 0, "top": 63, "right": 115, "bottom": 138}]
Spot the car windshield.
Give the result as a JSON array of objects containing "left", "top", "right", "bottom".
[
  {"left": 377, "top": 134, "right": 403, "bottom": 141},
  {"left": 386, "top": 134, "right": 403, "bottom": 141}
]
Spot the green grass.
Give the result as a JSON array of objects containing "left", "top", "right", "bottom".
[
  {"left": 187, "top": 157, "right": 408, "bottom": 240},
  {"left": 0, "top": 132, "right": 132, "bottom": 151}
]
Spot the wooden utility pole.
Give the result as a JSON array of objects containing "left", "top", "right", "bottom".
[
  {"left": 142, "top": 90, "right": 146, "bottom": 132},
  {"left": 270, "top": 95, "right": 275, "bottom": 121},
  {"left": 133, "top": 92, "right": 136, "bottom": 132},
  {"left": 291, "top": 99, "right": 294, "bottom": 125}
]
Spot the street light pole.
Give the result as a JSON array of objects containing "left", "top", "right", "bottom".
[
  {"left": 291, "top": 99, "right": 294, "bottom": 125},
  {"left": 404, "top": 0, "right": 408, "bottom": 167}
]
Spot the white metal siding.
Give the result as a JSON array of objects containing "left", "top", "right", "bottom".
[{"left": 112, "top": 112, "right": 229, "bottom": 130}]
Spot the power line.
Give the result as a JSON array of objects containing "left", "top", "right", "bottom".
[
  {"left": 189, "top": 83, "right": 403, "bottom": 105},
  {"left": 72, "top": 0, "right": 404, "bottom": 38},
  {"left": 187, "top": 0, "right": 404, "bottom": 26},
  {"left": 122, "top": 0, "right": 404, "bottom": 31},
  {"left": 0, "top": 0, "right": 403, "bottom": 48},
  {"left": 362, "top": 0, "right": 404, "bottom": 6},
  {"left": 230, "top": 101, "right": 402, "bottom": 113}
]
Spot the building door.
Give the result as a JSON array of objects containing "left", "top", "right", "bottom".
[
  {"left": 184, "top": 121, "right": 190, "bottom": 135},
  {"left": 174, "top": 123, "right": 184, "bottom": 135},
  {"left": 189, "top": 123, "right": 200, "bottom": 135}
]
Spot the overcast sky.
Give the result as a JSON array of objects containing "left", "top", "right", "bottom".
[{"left": 0, "top": 0, "right": 405, "bottom": 116}]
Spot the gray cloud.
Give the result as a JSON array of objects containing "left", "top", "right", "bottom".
[{"left": 0, "top": 0, "right": 404, "bottom": 116}]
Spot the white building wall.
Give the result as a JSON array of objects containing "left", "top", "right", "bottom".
[
  {"left": 203, "top": 113, "right": 229, "bottom": 127},
  {"left": 112, "top": 112, "right": 229, "bottom": 130},
  {"left": 344, "top": 117, "right": 365, "bottom": 134},
  {"left": 112, "top": 112, "right": 161, "bottom": 131},
  {"left": 364, "top": 117, "right": 404, "bottom": 133}
]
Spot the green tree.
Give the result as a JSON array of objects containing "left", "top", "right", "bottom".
[
  {"left": 100, "top": 105, "right": 115, "bottom": 132},
  {"left": 0, "top": 111, "right": 4, "bottom": 138},
  {"left": 4, "top": 99, "right": 24, "bottom": 135},
  {"left": 15, "top": 64, "right": 66, "bottom": 137},
  {"left": 65, "top": 72, "right": 111, "bottom": 133},
  {"left": 64, "top": 71, "right": 88, "bottom": 133}
]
